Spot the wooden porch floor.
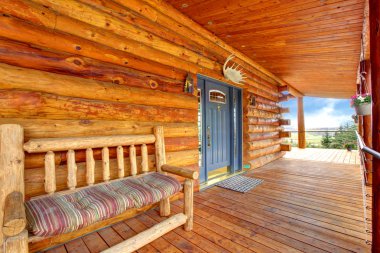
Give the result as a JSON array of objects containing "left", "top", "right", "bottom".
[
  {"left": 45, "top": 158, "right": 370, "bottom": 253},
  {"left": 284, "top": 148, "right": 360, "bottom": 165}
]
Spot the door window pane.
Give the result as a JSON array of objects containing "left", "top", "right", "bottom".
[{"left": 209, "top": 90, "right": 226, "bottom": 104}]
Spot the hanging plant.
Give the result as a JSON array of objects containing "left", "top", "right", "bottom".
[
  {"left": 352, "top": 56, "right": 371, "bottom": 116},
  {"left": 351, "top": 93, "right": 372, "bottom": 116}
]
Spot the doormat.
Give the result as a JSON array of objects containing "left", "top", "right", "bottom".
[{"left": 216, "top": 175, "right": 263, "bottom": 193}]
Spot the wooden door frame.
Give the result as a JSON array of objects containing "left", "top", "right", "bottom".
[{"left": 197, "top": 75, "right": 243, "bottom": 183}]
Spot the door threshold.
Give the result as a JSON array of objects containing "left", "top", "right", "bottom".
[{"left": 199, "top": 169, "right": 247, "bottom": 191}]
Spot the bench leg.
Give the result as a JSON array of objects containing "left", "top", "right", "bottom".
[
  {"left": 183, "top": 179, "right": 193, "bottom": 231},
  {"left": 4, "top": 230, "right": 28, "bottom": 253},
  {"left": 159, "top": 198, "right": 170, "bottom": 217}
]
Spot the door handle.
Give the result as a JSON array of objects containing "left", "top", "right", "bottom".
[{"left": 207, "top": 126, "right": 211, "bottom": 147}]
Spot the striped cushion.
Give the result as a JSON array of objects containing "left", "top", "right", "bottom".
[{"left": 25, "top": 173, "right": 181, "bottom": 237}]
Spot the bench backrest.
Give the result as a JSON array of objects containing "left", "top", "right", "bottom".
[{"left": 23, "top": 126, "right": 166, "bottom": 196}]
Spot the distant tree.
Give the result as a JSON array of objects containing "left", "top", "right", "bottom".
[
  {"left": 321, "top": 132, "right": 332, "bottom": 148},
  {"left": 330, "top": 122, "right": 357, "bottom": 149}
]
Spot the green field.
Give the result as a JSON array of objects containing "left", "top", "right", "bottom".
[{"left": 284, "top": 132, "right": 324, "bottom": 148}]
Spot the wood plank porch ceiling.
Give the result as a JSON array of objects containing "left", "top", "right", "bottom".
[{"left": 166, "top": 0, "right": 365, "bottom": 98}]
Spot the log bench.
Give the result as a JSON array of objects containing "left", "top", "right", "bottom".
[{"left": 0, "top": 124, "right": 197, "bottom": 253}]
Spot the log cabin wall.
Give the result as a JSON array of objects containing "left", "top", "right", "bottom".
[{"left": 0, "top": 0, "right": 287, "bottom": 198}]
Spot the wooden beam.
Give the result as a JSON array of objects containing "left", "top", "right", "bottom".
[
  {"left": 278, "top": 86, "right": 288, "bottom": 93},
  {"left": 161, "top": 165, "right": 199, "bottom": 180},
  {"left": 278, "top": 85, "right": 303, "bottom": 97},
  {"left": 279, "top": 119, "right": 291, "bottom": 126},
  {"left": 280, "top": 144, "right": 292, "bottom": 152},
  {"left": 101, "top": 213, "right": 187, "bottom": 253},
  {"left": 279, "top": 131, "right": 291, "bottom": 138},
  {"left": 280, "top": 108, "right": 290, "bottom": 114},
  {"left": 279, "top": 94, "right": 294, "bottom": 102},
  {"left": 297, "top": 97, "right": 306, "bottom": 149},
  {"left": 370, "top": 0, "right": 380, "bottom": 250},
  {"left": 24, "top": 134, "right": 156, "bottom": 153}
]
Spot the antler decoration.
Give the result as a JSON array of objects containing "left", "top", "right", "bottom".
[{"left": 223, "top": 55, "right": 247, "bottom": 85}]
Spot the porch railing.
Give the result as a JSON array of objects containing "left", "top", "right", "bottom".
[
  {"left": 356, "top": 131, "right": 380, "bottom": 159},
  {"left": 355, "top": 131, "right": 380, "bottom": 246},
  {"left": 283, "top": 130, "right": 356, "bottom": 148}
]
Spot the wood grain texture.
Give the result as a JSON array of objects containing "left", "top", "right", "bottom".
[
  {"left": 46, "top": 158, "right": 370, "bottom": 253},
  {"left": 0, "top": 0, "right": 298, "bottom": 251},
  {"left": 101, "top": 213, "right": 186, "bottom": 253},
  {"left": 44, "top": 151, "right": 56, "bottom": 194},
  {"left": 0, "top": 63, "right": 196, "bottom": 110},
  {"left": 0, "top": 125, "right": 24, "bottom": 250},
  {"left": 3, "top": 192, "right": 26, "bottom": 237},
  {"left": 166, "top": 0, "right": 364, "bottom": 98},
  {"left": 297, "top": 97, "right": 306, "bottom": 149},
  {"left": 162, "top": 165, "right": 199, "bottom": 180},
  {"left": 0, "top": 0, "right": 289, "bottom": 203}
]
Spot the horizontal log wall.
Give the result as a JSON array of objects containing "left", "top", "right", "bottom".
[
  {"left": 0, "top": 0, "right": 287, "bottom": 199},
  {"left": 244, "top": 91, "right": 288, "bottom": 168}
]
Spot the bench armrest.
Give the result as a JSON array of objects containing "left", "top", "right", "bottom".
[
  {"left": 161, "top": 165, "right": 199, "bottom": 180},
  {"left": 3, "top": 191, "right": 26, "bottom": 237}
]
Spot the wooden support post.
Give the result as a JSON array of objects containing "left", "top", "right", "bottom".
[
  {"left": 183, "top": 179, "right": 194, "bottom": 231},
  {"left": 154, "top": 126, "right": 166, "bottom": 171},
  {"left": 297, "top": 97, "right": 306, "bottom": 149},
  {"left": 0, "top": 124, "right": 26, "bottom": 253},
  {"left": 86, "top": 148, "right": 95, "bottom": 186},
  {"left": 102, "top": 147, "right": 110, "bottom": 182},
  {"left": 44, "top": 151, "right": 56, "bottom": 194},
  {"left": 370, "top": 0, "right": 380, "bottom": 249},
  {"left": 67, "top": 150, "right": 77, "bottom": 190},
  {"left": 117, "top": 146, "right": 125, "bottom": 178},
  {"left": 4, "top": 230, "right": 28, "bottom": 253},
  {"left": 141, "top": 144, "right": 149, "bottom": 173},
  {"left": 154, "top": 126, "right": 170, "bottom": 216},
  {"left": 129, "top": 145, "right": 137, "bottom": 176},
  {"left": 159, "top": 198, "right": 171, "bottom": 217}
]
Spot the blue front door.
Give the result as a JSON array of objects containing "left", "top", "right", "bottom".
[
  {"left": 198, "top": 76, "right": 242, "bottom": 184},
  {"left": 205, "top": 81, "right": 231, "bottom": 172}
]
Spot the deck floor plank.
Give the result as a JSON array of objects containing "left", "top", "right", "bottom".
[
  {"left": 45, "top": 245, "right": 67, "bottom": 253},
  {"left": 44, "top": 158, "right": 369, "bottom": 253},
  {"left": 284, "top": 148, "right": 360, "bottom": 164},
  {"left": 64, "top": 238, "right": 90, "bottom": 253},
  {"left": 81, "top": 233, "right": 108, "bottom": 253}
]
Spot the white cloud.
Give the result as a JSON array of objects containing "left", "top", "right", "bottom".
[{"left": 286, "top": 99, "right": 353, "bottom": 130}]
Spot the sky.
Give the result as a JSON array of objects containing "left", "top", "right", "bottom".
[{"left": 281, "top": 97, "right": 355, "bottom": 130}]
